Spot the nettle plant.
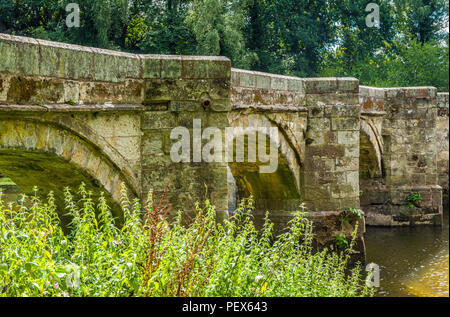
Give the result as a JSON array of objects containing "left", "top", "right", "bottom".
[
  {"left": 335, "top": 207, "right": 363, "bottom": 251},
  {"left": 0, "top": 184, "right": 373, "bottom": 297}
]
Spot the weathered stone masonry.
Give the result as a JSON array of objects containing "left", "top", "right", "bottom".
[
  {"left": 0, "top": 33, "right": 230, "bottom": 221},
  {"left": 359, "top": 86, "right": 447, "bottom": 226},
  {"left": 229, "top": 68, "right": 364, "bottom": 252},
  {"left": 1, "top": 34, "right": 448, "bottom": 257},
  {"left": 437, "top": 92, "right": 449, "bottom": 205}
]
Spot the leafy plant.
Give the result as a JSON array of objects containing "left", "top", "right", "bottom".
[
  {"left": 336, "top": 233, "right": 349, "bottom": 251},
  {"left": 407, "top": 193, "right": 422, "bottom": 208},
  {"left": 66, "top": 99, "right": 76, "bottom": 106},
  {"left": 349, "top": 207, "right": 363, "bottom": 219},
  {"left": 0, "top": 184, "right": 373, "bottom": 297}
]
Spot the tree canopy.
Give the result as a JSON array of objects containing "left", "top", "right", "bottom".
[{"left": 0, "top": 0, "right": 448, "bottom": 91}]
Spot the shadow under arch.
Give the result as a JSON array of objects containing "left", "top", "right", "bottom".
[
  {"left": 227, "top": 125, "right": 302, "bottom": 231},
  {"left": 0, "top": 118, "right": 136, "bottom": 228},
  {"left": 359, "top": 119, "right": 386, "bottom": 220}
]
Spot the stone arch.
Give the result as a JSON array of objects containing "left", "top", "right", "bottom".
[
  {"left": 227, "top": 111, "right": 303, "bottom": 229},
  {"left": 360, "top": 117, "right": 383, "bottom": 180},
  {"left": 359, "top": 116, "right": 386, "bottom": 222},
  {"left": 11, "top": 113, "right": 141, "bottom": 194},
  {"left": 0, "top": 118, "right": 136, "bottom": 220}
]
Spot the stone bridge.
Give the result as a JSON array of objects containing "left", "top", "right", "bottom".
[{"left": 1, "top": 34, "right": 448, "bottom": 251}]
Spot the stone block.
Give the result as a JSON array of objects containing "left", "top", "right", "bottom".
[
  {"left": 304, "top": 185, "right": 330, "bottom": 201},
  {"left": 142, "top": 55, "right": 161, "bottom": 78},
  {"left": 209, "top": 79, "right": 231, "bottom": 99},
  {"left": 256, "top": 74, "right": 271, "bottom": 89},
  {"left": 0, "top": 36, "right": 18, "bottom": 73},
  {"left": 331, "top": 117, "right": 359, "bottom": 131},
  {"left": 307, "top": 144, "right": 345, "bottom": 158},
  {"left": 305, "top": 93, "right": 359, "bottom": 106},
  {"left": 104, "top": 136, "right": 141, "bottom": 162},
  {"left": 239, "top": 71, "right": 256, "bottom": 88},
  {"left": 0, "top": 34, "right": 40, "bottom": 76},
  {"left": 142, "top": 111, "right": 177, "bottom": 129},
  {"left": 271, "top": 76, "right": 288, "bottom": 91},
  {"left": 92, "top": 48, "right": 140, "bottom": 82},
  {"left": 5, "top": 76, "right": 68, "bottom": 104},
  {"left": 337, "top": 78, "right": 359, "bottom": 93},
  {"left": 325, "top": 104, "right": 360, "bottom": 117},
  {"left": 309, "top": 118, "right": 331, "bottom": 133},
  {"left": 287, "top": 78, "right": 303, "bottom": 93},
  {"left": 303, "top": 78, "right": 337, "bottom": 94},
  {"left": 304, "top": 157, "right": 335, "bottom": 171},
  {"left": 38, "top": 39, "right": 94, "bottom": 80},
  {"left": 231, "top": 69, "right": 240, "bottom": 86},
  {"left": 141, "top": 132, "right": 164, "bottom": 156},
  {"left": 79, "top": 81, "right": 123, "bottom": 104},
  {"left": 161, "top": 56, "right": 182, "bottom": 79},
  {"left": 335, "top": 157, "right": 359, "bottom": 172},
  {"left": 210, "top": 99, "right": 232, "bottom": 112},
  {"left": 337, "top": 131, "right": 359, "bottom": 145}
]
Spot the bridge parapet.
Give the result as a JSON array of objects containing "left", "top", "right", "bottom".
[
  {"left": 0, "top": 33, "right": 232, "bottom": 219},
  {"left": 0, "top": 33, "right": 230, "bottom": 106}
]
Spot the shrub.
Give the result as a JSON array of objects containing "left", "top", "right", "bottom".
[{"left": 0, "top": 183, "right": 373, "bottom": 297}]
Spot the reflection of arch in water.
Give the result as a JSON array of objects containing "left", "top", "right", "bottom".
[{"left": 0, "top": 118, "right": 137, "bottom": 224}]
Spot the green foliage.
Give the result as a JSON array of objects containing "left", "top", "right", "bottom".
[
  {"left": 394, "top": 0, "right": 449, "bottom": 43},
  {"left": 340, "top": 207, "right": 363, "bottom": 228},
  {"left": 0, "top": 0, "right": 447, "bottom": 89},
  {"left": 185, "top": 0, "right": 252, "bottom": 68},
  {"left": 0, "top": 185, "right": 373, "bottom": 297},
  {"left": 243, "top": 0, "right": 337, "bottom": 76},
  {"left": 335, "top": 233, "right": 349, "bottom": 251},
  {"left": 407, "top": 193, "right": 422, "bottom": 208},
  {"left": 348, "top": 207, "right": 363, "bottom": 219}
]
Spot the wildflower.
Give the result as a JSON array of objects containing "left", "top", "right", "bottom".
[{"left": 54, "top": 281, "right": 59, "bottom": 289}]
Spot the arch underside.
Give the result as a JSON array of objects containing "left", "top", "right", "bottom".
[
  {"left": 0, "top": 150, "right": 122, "bottom": 227},
  {"left": 359, "top": 118, "right": 383, "bottom": 183},
  {"left": 0, "top": 118, "right": 135, "bottom": 225},
  {"left": 227, "top": 114, "right": 303, "bottom": 230},
  {"left": 359, "top": 118, "right": 386, "bottom": 218}
]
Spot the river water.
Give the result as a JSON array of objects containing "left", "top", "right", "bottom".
[{"left": 365, "top": 203, "right": 449, "bottom": 297}]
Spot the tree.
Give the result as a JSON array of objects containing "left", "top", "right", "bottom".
[
  {"left": 185, "top": 0, "right": 251, "bottom": 67},
  {"left": 394, "top": 0, "right": 449, "bottom": 43}
]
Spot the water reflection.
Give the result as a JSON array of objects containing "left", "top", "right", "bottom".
[{"left": 365, "top": 204, "right": 449, "bottom": 297}]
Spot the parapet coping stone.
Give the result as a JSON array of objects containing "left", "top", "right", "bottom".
[
  {"left": 0, "top": 33, "right": 231, "bottom": 82},
  {"left": 232, "top": 68, "right": 359, "bottom": 94},
  {"left": 0, "top": 103, "right": 145, "bottom": 113},
  {"left": 360, "top": 85, "right": 438, "bottom": 99}
]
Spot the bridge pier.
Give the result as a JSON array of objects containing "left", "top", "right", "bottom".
[{"left": 359, "top": 86, "right": 446, "bottom": 226}]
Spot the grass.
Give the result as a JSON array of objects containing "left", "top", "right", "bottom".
[{"left": 0, "top": 183, "right": 373, "bottom": 297}]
